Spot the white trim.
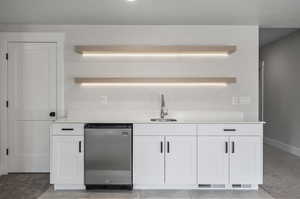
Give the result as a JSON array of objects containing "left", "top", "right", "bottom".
[
  {"left": 264, "top": 137, "right": 300, "bottom": 157},
  {"left": 54, "top": 184, "right": 85, "bottom": 190},
  {"left": 133, "top": 184, "right": 199, "bottom": 190},
  {"left": 0, "top": 36, "right": 8, "bottom": 176},
  {"left": 0, "top": 32, "right": 65, "bottom": 175},
  {"left": 133, "top": 184, "right": 259, "bottom": 190}
]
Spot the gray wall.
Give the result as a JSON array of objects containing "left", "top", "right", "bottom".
[{"left": 261, "top": 30, "right": 300, "bottom": 148}]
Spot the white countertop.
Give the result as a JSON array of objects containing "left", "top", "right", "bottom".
[{"left": 54, "top": 119, "right": 265, "bottom": 124}]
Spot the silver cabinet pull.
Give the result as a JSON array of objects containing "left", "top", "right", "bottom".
[
  {"left": 167, "top": 141, "right": 170, "bottom": 153},
  {"left": 160, "top": 141, "right": 163, "bottom": 154},
  {"left": 232, "top": 142, "right": 235, "bottom": 153},
  {"left": 225, "top": 142, "right": 228, "bottom": 154}
]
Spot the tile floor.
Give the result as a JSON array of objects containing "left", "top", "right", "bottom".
[
  {"left": 0, "top": 173, "right": 49, "bottom": 199},
  {"left": 39, "top": 189, "right": 273, "bottom": 199},
  {"left": 261, "top": 144, "right": 300, "bottom": 198},
  {"left": 1, "top": 144, "right": 300, "bottom": 199}
]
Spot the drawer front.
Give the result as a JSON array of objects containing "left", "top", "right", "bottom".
[
  {"left": 134, "top": 124, "right": 197, "bottom": 135},
  {"left": 197, "top": 124, "right": 263, "bottom": 135},
  {"left": 52, "top": 123, "right": 84, "bottom": 136}
]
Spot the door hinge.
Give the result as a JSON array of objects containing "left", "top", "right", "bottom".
[
  {"left": 6, "top": 100, "right": 8, "bottom": 108},
  {"left": 6, "top": 148, "right": 9, "bottom": 156},
  {"left": 5, "top": 53, "right": 8, "bottom": 60}
]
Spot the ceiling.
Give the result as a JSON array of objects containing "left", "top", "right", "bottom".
[
  {"left": 0, "top": 0, "right": 300, "bottom": 26},
  {"left": 259, "top": 28, "right": 299, "bottom": 47}
]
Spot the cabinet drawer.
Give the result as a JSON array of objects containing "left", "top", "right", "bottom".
[
  {"left": 134, "top": 124, "right": 197, "bottom": 135},
  {"left": 52, "top": 123, "right": 84, "bottom": 136},
  {"left": 197, "top": 124, "right": 263, "bottom": 135}
]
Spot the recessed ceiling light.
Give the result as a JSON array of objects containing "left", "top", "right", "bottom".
[{"left": 127, "top": 0, "right": 136, "bottom": 2}]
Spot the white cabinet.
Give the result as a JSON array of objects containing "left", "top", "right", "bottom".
[
  {"left": 133, "top": 135, "right": 197, "bottom": 187},
  {"left": 52, "top": 136, "right": 84, "bottom": 185},
  {"left": 198, "top": 136, "right": 229, "bottom": 185},
  {"left": 51, "top": 123, "right": 85, "bottom": 190},
  {"left": 133, "top": 136, "right": 165, "bottom": 185},
  {"left": 165, "top": 136, "right": 197, "bottom": 185},
  {"left": 230, "top": 136, "right": 262, "bottom": 185},
  {"left": 198, "top": 135, "right": 262, "bottom": 186},
  {"left": 50, "top": 123, "right": 263, "bottom": 190}
]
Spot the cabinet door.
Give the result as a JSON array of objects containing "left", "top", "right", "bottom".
[
  {"left": 165, "top": 136, "right": 197, "bottom": 185},
  {"left": 198, "top": 136, "right": 229, "bottom": 185},
  {"left": 52, "top": 136, "right": 84, "bottom": 185},
  {"left": 133, "top": 136, "right": 165, "bottom": 185},
  {"left": 230, "top": 136, "right": 262, "bottom": 185}
]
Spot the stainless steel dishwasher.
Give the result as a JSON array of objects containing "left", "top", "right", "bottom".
[{"left": 84, "top": 123, "right": 133, "bottom": 189}]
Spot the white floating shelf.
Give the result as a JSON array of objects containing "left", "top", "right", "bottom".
[
  {"left": 74, "top": 77, "right": 236, "bottom": 87},
  {"left": 75, "top": 45, "right": 236, "bottom": 57}
]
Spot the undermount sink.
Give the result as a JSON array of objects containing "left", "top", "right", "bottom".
[{"left": 150, "top": 118, "right": 177, "bottom": 122}]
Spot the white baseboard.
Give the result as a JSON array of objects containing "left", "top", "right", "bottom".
[{"left": 264, "top": 137, "right": 300, "bottom": 157}]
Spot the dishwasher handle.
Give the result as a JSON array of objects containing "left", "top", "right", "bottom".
[{"left": 85, "top": 128, "right": 132, "bottom": 136}]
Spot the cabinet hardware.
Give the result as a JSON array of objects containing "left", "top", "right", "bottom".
[
  {"left": 167, "top": 141, "right": 170, "bottom": 153},
  {"left": 160, "top": 141, "right": 163, "bottom": 153},
  {"left": 232, "top": 142, "right": 235, "bottom": 153},
  {"left": 224, "top": 128, "right": 236, "bottom": 132},
  {"left": 79, "top": 141, "right": 82, "bottom": 153},
  {"left": 6, "top": 101, "right": 8, "bottom": 108},
  {"left": 6, "top": 148, "right": 9, "bottom": 156},
  {"left": 225, "top": 142, "right": 228, "bottom": 154},
  {"left": 5, "top": 53, "right": 8, "bottom": 60},
  {"left": 61, "top": 128, "right": 74, "bottom": 131}
]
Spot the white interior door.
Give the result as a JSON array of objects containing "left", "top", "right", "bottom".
[
  {"left": 133, "top": 136, "right": 165, "bottom": 185},
  {"left": 165, "top": 136, "right": 197, "bottom": 185},
  {"left": 229, "top": 136, "right": 262, "bottom": 185},
  {"left": 8, "top": 42, "right": 57, "bottom": 172},
  {"left": 198, "top": 136, "right": 229, "bottom": 185}
]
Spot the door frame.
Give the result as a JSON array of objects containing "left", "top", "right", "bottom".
[{"left": 0, "top": 32, "right": 65, "bottom": 175}]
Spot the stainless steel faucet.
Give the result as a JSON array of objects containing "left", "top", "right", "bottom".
[
  {"left": 160, "top": 94, "right": 168, "bottom": 119},
  {"left": 150, "top": 94, "right": 176, "bottom": 122}
]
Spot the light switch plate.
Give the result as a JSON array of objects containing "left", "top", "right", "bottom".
[
  {"left": 239, "top": 96, "right": 251, "bottom": 105},
  {"left": 232, "top": 96, "right": 239, "bottom": 105}
]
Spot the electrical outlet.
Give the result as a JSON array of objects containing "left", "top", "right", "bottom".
[
  {"left": 99, "top": 96, "right": 108, "bottom": 104},
  {"left": 239, "top": 96, "right": 251, "bottom": 105}
]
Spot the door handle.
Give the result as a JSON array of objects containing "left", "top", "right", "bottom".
[
  {"left": 79, "top": 141, "right": 82, "bottom": 153},
  {"left": 225, "top": 142, "right": 228, "bottom": 154},
  {"left": 167, "top": 141, "right": 170, "bottom": 153},
  {"left": 49, "top": 112, "right": 56, "bottom": 117},
  {"left": 232, "top": 141, "right": 235, "bottom": 153},
  {"left": 160, "top": 141, "right": 163, "bottom": 154}
]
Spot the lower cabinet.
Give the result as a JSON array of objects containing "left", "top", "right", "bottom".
[
  {"left": 198, "top": 135, "right": 262, "bottom": 186},
  {"left": 165, "top": 136, "right": 197, "bottom": 185},
  {"left": 133, "top": 136, "right": 165, "bottom": 185},
  {"left": 198, "top": 136, "right": 229, "bottom": 185},
  {"left": 133, "top": 135, "right": 197, "bottom": 186},
  {"left": 230, "top": 136, "right": 262, "bottom": 185},
  {"left": 50, "top": 123, "right": 263, "bottom": 190},
  {"left": 52, "top": 136, "right": 84, "bottom": 186}
]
